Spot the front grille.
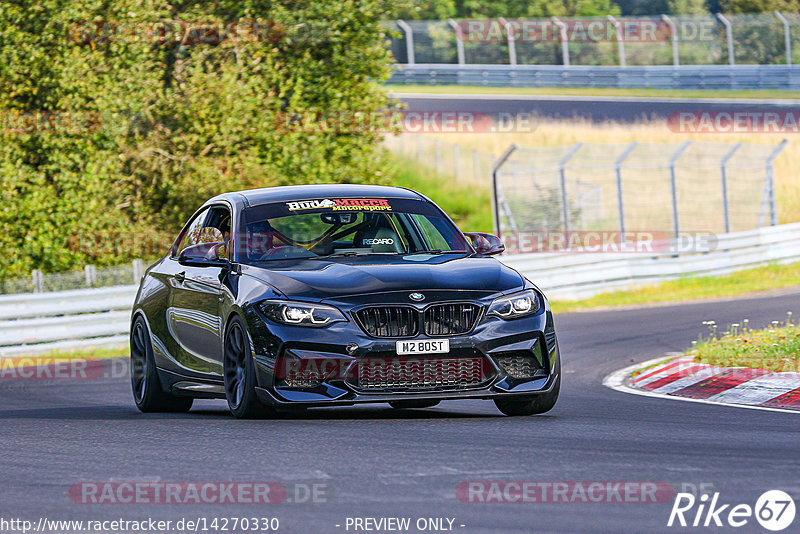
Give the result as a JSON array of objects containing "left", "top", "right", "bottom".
[
  {"left": 496, "top": 353, "right": 540, "bottom": 378},
  {"left": 351, "top": 356, "right": 490, "bottom": 391},
  {"left": 424, "top": 303, "right": 481, "bottom": 336},
  {"left": 354, "top": 306, "right": 418, "bottom": 338}
]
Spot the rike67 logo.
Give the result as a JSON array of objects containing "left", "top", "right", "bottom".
[{"left": 668, "top": 490, "right": 796, "bottom": 531}]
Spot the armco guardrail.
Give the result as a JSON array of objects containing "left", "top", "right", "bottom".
[
  {"left": 501, "top": 222, "right": 800, "bottom": 300},
  {"left": 0, "top": 285, "right": 137, "bottom": 357},
  {"left": 388, "top": 64, "right": 800, "bottom": 90},
  {"left": 2, "top": 222, "right": 799, "bottom": 356}
]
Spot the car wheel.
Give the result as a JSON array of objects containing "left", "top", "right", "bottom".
[
  {"left": 494, "top": 373, "right": 560, "bottom": 416},
  {"left": 223, "top": 316, "right": 273, "bottom": 419},
  {"left": 389, "top": 400, "right": 441, "bottom": 409},
  {"left": 130, "top": 316, "right": 193, "bottom": 413}
]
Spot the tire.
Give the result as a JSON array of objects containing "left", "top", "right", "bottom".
[
  {"left": 389, "top": 400, "right": 441, "bottom": 409},
  {"left": 494, "top": 373, "right": 560, "bottom": 416},
  {"left": 130, "top": 316, "right": 193, "bottom": 413},
  {"left": 223, "top": 316, "right": 274, "bottom": 419}
]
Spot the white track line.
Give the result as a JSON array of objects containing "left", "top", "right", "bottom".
[{"left": 603, "top": 357, "right": 800, "bottom": 415}]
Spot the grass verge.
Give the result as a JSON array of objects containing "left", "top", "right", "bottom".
[
  {"left": 692, "top": 316, "right": 799, "bottom": 373},
  {"left": 550, "top": 261, "right": 800, "bottom": 313},
  {"left": 387, "top": 85, "right": 800, "bottom": 100},
  {"left": 386, "top": 151, "right": 493, "bottom": 233},
  {"left": 0, "top": 346, "right": 126, "bottom": 363}
]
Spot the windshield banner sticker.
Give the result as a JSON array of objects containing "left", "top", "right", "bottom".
[{"left": 286, "top": 199, "right": 391, "bottom": 212}]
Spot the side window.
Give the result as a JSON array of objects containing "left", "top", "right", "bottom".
[
  {"left": 175, "top": 208, "right": 210, "bottom": 256},
  {"left": 204, "top": 206, "right": 232, "bottom": 260}
]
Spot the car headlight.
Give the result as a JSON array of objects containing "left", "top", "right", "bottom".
[
  {"left": 259, "top": 300, "right": 347, "bottom": 327},
  {"left": 487, "top": 290, "right": 540, "bottom": 319}
]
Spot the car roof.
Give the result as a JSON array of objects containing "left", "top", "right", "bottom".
[{"left": 209, "top": 184, "right": 426, "bottom": 208}]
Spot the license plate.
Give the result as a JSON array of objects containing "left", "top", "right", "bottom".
[{"left": 395, "top": 339, "right": 450, "bottom": 355}]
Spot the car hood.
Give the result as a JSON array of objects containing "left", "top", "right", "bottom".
[{"left": 240, "top": 254, "right": 524, "bottom": 301}]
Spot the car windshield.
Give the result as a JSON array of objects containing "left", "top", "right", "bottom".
[{"left": 238, "top": 197, "right": 471, "bottom": 263}]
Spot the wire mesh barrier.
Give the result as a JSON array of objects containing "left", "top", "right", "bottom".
[
  {"left": 0, "top": 260, "right": 145, "bottom": 295},
  {"left": 387, "top": 13, "right": 800, "bottom": 67},
  {"left": 383, "top": 134, "right": 496, "bottom": 184},
  {"left": 491, "top": 141, "right": 787, "bottom": 251}
]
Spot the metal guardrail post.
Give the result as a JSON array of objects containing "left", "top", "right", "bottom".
[
  {"left": 499, "top": 18, "right": 517, "bottom": 66},
  {"left": 396, "top": 20, "right": 415, "bottom": 65},
  {"left": 447, "top": 18, "right": 466, "bottom": 65},
  {"left": 668, "top": 141, "right": 691, "bottom": 238},
  {"left": 775, "top": 12, "right": 792, "bottom": 66},
  {"left": 552, "top": 17, "right": 570, "bottom": 66},
  {"left": 32, "top": 270, "right": 44, "bottom": 293},
  {"left": 766, "top": 139, "right": 788, "bottom": 226},
  {"left": 491, "top": 144, "right": 518, "bottom": 236},
  {"left": 661, "top": 15, "right": 680, "bottom": 66},
  {"left": 720, "top": 143, "right": 742, "bottom": 234},
  {"left": 614, "top": 143, "right": 638, "bottom": 241},
  {"left": 558, "top": 143, "right": 583, "bottom": 233},
  {"left": 608, "top": 16, "right": 626, "bottom": 67},
  {"left": 717, "top": 14, "right": 735, "bottom": 66}
]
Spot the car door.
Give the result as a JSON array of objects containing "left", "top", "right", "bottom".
[{"left": 168, "top": 205, "right": 230, "bottom": 377}]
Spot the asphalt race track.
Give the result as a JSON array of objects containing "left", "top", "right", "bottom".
[
  {"left": 397, "top": 93, "right": 800, "bottom": 123},
  {"left": 2, "top": 290, "right": 799, "bottom": 533}
]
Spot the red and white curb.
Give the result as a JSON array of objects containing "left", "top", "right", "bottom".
[{"left": 604, "top": 355, "right": 800, "bottom": 414}]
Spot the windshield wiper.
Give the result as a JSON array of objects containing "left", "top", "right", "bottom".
[{"left": 408, "top": 250, "right": 467, "bottom": 255}]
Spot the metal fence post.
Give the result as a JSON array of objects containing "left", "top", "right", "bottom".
[
  {"left": 491, "top": 145, "right": 518, "bottom": 236},
  {"left": 396, "top": 20, "right": 415, "bottom": 65},
  {"left": 775, "top": 12, "right": 792, "bottom": 66},
  {"left": 85, "top": 265, "right": 97, "bottom": 287},
  {"left": 720, "top": 143, "right": 742, "bottom": 234},
  {"left": 766, "top": 139, "right": 788, "bottom": 226},
  {"left": 434, "top": 138, "right": 442, "bottom": 174},
  {"left": 668, "top": 141, "right": 691, "bottom": 238},
  {"left": 614, "top": 143, "right": 638, "bottom": 241},
  {"left": 661, "top": 14, "right": 680, "bottom": 66},
  {"left": 608, "top": 16, "right": 626, "bottom": 67},
  {"left": 32, "top": 270, "right": 44, "bottom": 293},
  {"left": 558, "top": 143, "right": 583, "bottom": 232},
  {"left": 473, "top": 149, "right": 480, "bottom": 182},
  {"left": 552, "top": 17, "right": 570, "bottom": 66},
  {"left": 447, "top": 18, "right": 466, "bottom": 65},
  {"left": 717, "top": 14, "right": 735, "bottom": 66},
  {"left": 499, "top": 18, "right": 517, "bottom": 66},
  {"left": 132, "top": 259, "right": 144, "bottom": 283},
  {"left": 453, "top": 144, "right": 461, "bottom": 181}
]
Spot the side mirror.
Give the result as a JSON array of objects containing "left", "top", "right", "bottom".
[
  {"left": 178, "top": 242, "right": 229, "bottom": 267},
  {"left": 464, "top": 232, "right": 505, "bottom": 256}
]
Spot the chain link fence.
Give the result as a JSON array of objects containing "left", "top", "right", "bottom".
[
  {"left": 383, "top": 133, "right": 496, "bottom": 184},
  {"left": 0, "top": 260, "right": 145, "bottom": 295},
  {"left": 387, "top": 13, "right": 800, "bottom": 66},
  {"left": 491, "top": 141, "right": 787, "bottom": 240}
]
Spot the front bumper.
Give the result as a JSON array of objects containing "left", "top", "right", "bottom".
[{"left": 243, "top": 303, "right": 560, "bottom": 407}]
